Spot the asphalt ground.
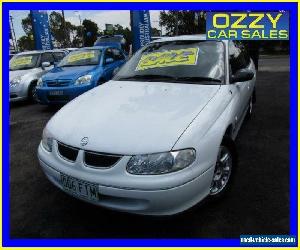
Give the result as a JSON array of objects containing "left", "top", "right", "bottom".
[{"left": 10, "top": 55, "right": 290, "bottom": 238}]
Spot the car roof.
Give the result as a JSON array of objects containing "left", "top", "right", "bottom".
[
  {"left": 79, "top": 46, "right": 119, "bottom": 51},
  {"left": 150, "top": 34, "right": 227, "bottom": 44},
  {"left": 16, "top": 49, "right": 67, "bottom": 55}
]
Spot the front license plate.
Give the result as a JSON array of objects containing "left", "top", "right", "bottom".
[
  {"left": 60, "top": 174, "right": 99, "bottom": 201},
  {"left": 49, "top": 90, "right": 63, "bottom": 96}
]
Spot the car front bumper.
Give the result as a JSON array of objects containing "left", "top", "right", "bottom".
[
  {"left": 38, "top": 141, "right": 214, "bottom": 215},
  {"left": 36, "top": 84, "right": 94, "bottom": 105},
  {"left": 10, "top": 84, "right": 28, "bottom": 102}
]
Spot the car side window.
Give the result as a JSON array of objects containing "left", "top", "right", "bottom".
[
  {"left": 229, "top": 41, "right": 250, "bottom": 75},
  {"left": 104, "top": 49, "right": 115, "bottom": 64},
  {"left": 53, "top": 52, "right": 66, "bottom": 62},
  {"left": 112, "top": 48, "right": 125, "bottom": 61},
  {"left": 41, "top": 52, "right": 55, "bottom": 65}
]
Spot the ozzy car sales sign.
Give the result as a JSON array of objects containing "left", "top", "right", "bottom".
[{"left": 206, "top": 12, "right": 289, "bottom": 40}]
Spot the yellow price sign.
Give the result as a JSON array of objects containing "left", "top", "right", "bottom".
[
  {"left": 136, "top": 48, "right": 199, "bottom": 71},
  {"left": 67, "top": 51, "right": 95, "bottom": 63},
  {"left": 11, "top": 56, "right": 33, "bottom": 67}
]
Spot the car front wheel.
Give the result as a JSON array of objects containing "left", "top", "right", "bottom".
[
  {"left": 28, "top": 82, "right": 38, "bottom": 103},
  {"left": 209, "top": 137, "right": 236, "bottom": 197}
]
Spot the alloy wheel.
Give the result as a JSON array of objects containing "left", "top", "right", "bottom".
[{"left": 210, "top": 145, "right": 232, "bottom": 195}]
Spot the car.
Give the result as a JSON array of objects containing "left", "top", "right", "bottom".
[
  {"left": 9, "top": 49, "right": 68, "bottom": 102},
  {"left": 36, "top": 46, "right": 126, "bottom": 105},
  {"left": 38, "top": 35, "right": 256, "bottom": 215},
  {"left": 9, "top": 53, "right": 16, "bottom": 60},
  {"left": 94, "top": 35, "right": 126, "bottom": 51},
  {"left": 66, "top": 48, "right": 78, "bottom": 53}
]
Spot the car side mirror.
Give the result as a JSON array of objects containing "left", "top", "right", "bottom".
[
  {"left": 41, "top": 61, "right": 51, "bottom": 70},
  {"left": 231, "top": 69, "right": 254, "bottom": 83},
  {"left": 105, "top": 58, "right": 114, "bottom": 65}
]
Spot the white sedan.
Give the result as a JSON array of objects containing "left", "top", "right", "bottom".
[{"left": 38, "top": 35, "right": 256, "bottom": 215}]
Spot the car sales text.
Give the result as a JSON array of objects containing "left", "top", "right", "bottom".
[{"left": 206, "top": 13, "right": 289, "bottom": 40}]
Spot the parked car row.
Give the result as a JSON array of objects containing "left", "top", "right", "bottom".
[{"left": 9, "top": 46, "right": 126, "bottom": 105}]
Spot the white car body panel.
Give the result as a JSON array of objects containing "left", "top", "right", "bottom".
[
  {"left": 9, "top": 68, "right": 47, "bottom": 101},
  {"left": 47, "top": 81, "right": 220, "bottom": 155},
  {"left": 38, "top": 35, "right": 256, "bottom": 215}
]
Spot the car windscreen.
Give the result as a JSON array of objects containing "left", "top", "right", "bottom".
[
  {"left": 58, "top": 49, "right": 101, "bottom": 67},
  {"left": 114, "top": 40, "right": 225, "bottom": 84},
  {"left": 9, "top": 54, "right": 40, "bottom": 71}
]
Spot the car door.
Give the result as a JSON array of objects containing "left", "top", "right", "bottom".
[
  {"left": 229, "top": 41, "right": 253, "bottom": 126},
  {"left": 35, "top": 52, "right": 55, "bottom": 79},
  {"left": 102, "top": 48, "right": 126, "bottom": 80},
  {"left": 111, "top": 48, "right": 126, "bottom": 73},
  {"left": 102, "top": 48, "right": 117, "bottom": 80},
  {"left": 40, "top": 52, "right": 55, "bottom": 70},
  {"left": 53, "top": 51, "right": 67, "bottom": 64}
]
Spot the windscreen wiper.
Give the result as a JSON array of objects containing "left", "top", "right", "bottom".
[
  {"left": 174, "top": 76, "right": 222, "bottom": 83},
  {"left": 117, "top": 74, "right": 176, "bottom": 81}
]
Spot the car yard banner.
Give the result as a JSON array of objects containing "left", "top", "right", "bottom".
[
  {"left": 30, "top": 10, "right": 53, "bottom": 50},
  {"left": 130, "top": 10, "right": 152, "bottom": 53},
  {"left": 206, "top": 12, "right": 289, "bottom": 40}
]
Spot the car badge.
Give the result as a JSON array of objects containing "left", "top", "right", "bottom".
[{"left": 80, "top": 137, "right": 89, "bottom": 146}]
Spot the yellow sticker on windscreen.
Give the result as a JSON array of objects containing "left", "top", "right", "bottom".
[
  {"left": 67, "top": 51, "right": 95, "bottom": 63},
  {"left": 11, "top": 56, "right": 33, "bottom": 67},
  {"left": 136, "top": 48, "right": 199, "bottom": 71}
]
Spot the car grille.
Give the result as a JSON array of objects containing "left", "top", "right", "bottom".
[
  {"left": 57, "top": 142, "right": 79, "bottom": 162},
  {"left": 47, "top": 95, "right": 69, "bottom": 102},
  {"left": 84, "top": 151, "right": 121, "bottom": 168},
  {"left": 46, "top": 80, "right": 72, "bottom": 87},
  {"left": 57, "top": 141, "right": 122, "bottom": 168}
]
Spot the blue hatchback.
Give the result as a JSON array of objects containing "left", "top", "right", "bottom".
[{"left": 36, "top": 46, "right": 126, "bottom": 105}]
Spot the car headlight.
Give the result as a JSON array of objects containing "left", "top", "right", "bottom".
[
  {"left": 37, "top": 78, "right": 43, "bottom": 87},
  {"left": 126, "top": 149, "right": 196, "bottom": 175},
  {"left": 10, "top": 76, "right": 22, "bottom": 87},
  {"left": 75, "top": 74, "right": 92, "bottom": 85},
  {"left": 42, "top": 128, "right": 53, "bottom": 152}
]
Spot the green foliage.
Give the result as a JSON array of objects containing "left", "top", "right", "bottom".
[
  {"left": 98, "top": 24, "right": 132, "bottom": 52},
  {"left": 82, "top": 19, "right": 99, "bottom": 47},
  {"left": 17, "top": 35, "right": 34, "bottom": 51},
  {"left": 49, "top": 11, "right": 77, "bottom": 47},
  {"left": 151, "top": 27, "right": 161, "bottom": 37},
  {"left": 159, "top": 10, "right": 206, "bottom": 36},
  {"left": 17, "top": 14, "right": 34, "bottom": 51},
  {"left": 21, "top": 14, "right": 33, "bottom": 36}
]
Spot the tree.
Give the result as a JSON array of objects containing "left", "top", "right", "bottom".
[
  {"left": 49, "top": 11, "right": 77, "bottom": 48},
  {"left": 17, "top": 14, "right": 34, "bottom": 51},
  {"left": 159, "top": 10, "right": 206, "bottom": 36},
  {"left": 82, "top": 19, "right": 99, "bottom": 46},
  {"left": 21, "top": 14, "right": 33, "bottom": 36},
  {"left": 17, "top": 35, "right": 34, "bottom": 51},
  {"left": 151, "top": 27, "right": 161, "bottom": 37}
]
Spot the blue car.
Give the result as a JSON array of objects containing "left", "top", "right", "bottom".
[{"left": 36, "top": 46, "right": 126, "bottom": 105}]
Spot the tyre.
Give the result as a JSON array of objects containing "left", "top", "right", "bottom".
[
  {"left": 209, "top": 136, "right": 237, "bottom": 199},
  {"left": 28, "top": 81, "right": 38, "bottom": 103}
]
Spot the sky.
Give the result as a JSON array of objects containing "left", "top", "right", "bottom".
[{"left": 9, "top": 10, "right": 162, "bottom": 41}]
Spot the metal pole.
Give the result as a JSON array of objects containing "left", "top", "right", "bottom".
[
  {"left": 9, "top": 15, "right": 18, "bottom": 52},
  {"left": 61, "top": 10, "right": 69, "bottom": 47},
  {"left": 79, "top": 15, "right": 85, "bottom": 47},
  {"left": 175, "top": 11, "right": 179, "bottom": 36},
  {"left": 74, "top": 11, "right": 84, "bottom": 47}
]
